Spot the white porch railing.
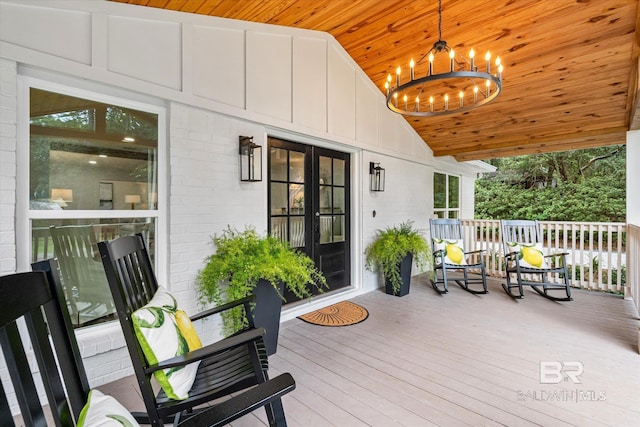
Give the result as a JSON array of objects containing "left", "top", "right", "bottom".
[{"left": 458, "top": 220, "right": 627, "bottom": 293}]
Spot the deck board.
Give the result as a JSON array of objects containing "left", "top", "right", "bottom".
[{"left": 97, "top": 274, "right": 639, "bottom": 426}]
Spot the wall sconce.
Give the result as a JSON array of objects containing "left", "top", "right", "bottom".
[
  {"left": 369, "top": 162, "right": 385, "bottom": 192},
  {"left": 239, "top": 136, "right": 262, "bottom": 182},
  {"left": 125, "top": 194, "right": 141, "bottom": 210},
  {"left": 51, "top": 188, "right": 73, "bottom": 208}
]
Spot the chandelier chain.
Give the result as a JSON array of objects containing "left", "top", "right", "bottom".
[{"left": 438, "top": 0, "right": 442, "bottom": 41}]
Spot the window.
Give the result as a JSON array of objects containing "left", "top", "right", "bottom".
[
  {"left": 433, "top": 172, "right": 460, "bottom": 219},
  {"left": 28, "top": 86, "right": 162, "bottom": 328}
]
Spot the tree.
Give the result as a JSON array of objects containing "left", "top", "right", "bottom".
[{"left": 475, "top": 146, "right": 626, "bottom": 222}]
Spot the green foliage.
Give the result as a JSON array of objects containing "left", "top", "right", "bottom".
[
  {"left": 364, "top": 221, "right": 433, "bottom": 293},
  {"left": 475, "top": 146, "right": 626, "bottom": 222},
  {"left": 196, "top": 226, "right": 327, "bottom": 335}
]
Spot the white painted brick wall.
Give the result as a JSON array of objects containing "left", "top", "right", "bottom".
[
  {"left": 0, "top": 58, "right": 19, "bottom": 415},
  {"left": 0, "top": 58, "right": 16, "bottom": 274},
  {"left": 168, "top": 103, "right": 267, "bottom": 344}
]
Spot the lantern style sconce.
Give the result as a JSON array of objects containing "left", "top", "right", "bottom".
[
  {"left": 369, "top": 162, "right": 385, "bottom": 192},
  {"left": 239, "top": 136, "right": 262, "bottom": 182}
]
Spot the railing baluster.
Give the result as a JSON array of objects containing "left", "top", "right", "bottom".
[{"left": 457, "top": 219, "right": 626, "bottom": 292}]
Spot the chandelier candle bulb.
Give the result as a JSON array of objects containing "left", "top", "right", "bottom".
[
  {"left": 470, "top": 48, "right": 475, "bottom": 70},
  {"left": 429, "top": 52, "right": 434, "bottom": 75},
  {"left": 486, "top": 79, "right": 491, "bottom": 96},
  {"left": 410, "top": 59, "right": 415, "bottom": 80},
  {"left": 385, "top": 81, "right": 389, "bottom": 96},
  {"left": 498, "top": 64, "right": 504, "bottom": 82},
  {"left": 403, "top": 94, "right": 408, "bottom": 110},
  {"left": 396, "top": 67, "right": 401, "bottom": 88},
  {"left": 486, "top": 51, "right": 491, "bottom": 73},
  {"left": 474, "top": 86, "right": 479, "bottom": 103},
  {"left": 449, "top": 49, "right": 455, "bottom": 72},
  {"left": 394, "top": 92, "right": 398, "bottom": 107},
  {"left": 415, "top": 96, "right": 420, "bottom": 111},
  {"left": 429, "top": 96, "right": 434, "bottom": 112},
  {"left": 444, "top": 94, "right": 449, "bottom": 110},
  {"left": 459, "top": 91, "right": 464, "bottom": 108}
]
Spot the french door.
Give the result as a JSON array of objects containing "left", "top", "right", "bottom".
[{"left": 268, "top": 138, "right": 350, "bottom": 303}]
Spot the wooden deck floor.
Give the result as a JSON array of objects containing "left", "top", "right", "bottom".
[{"left": 101, "top": 275, "right": 640, "bottom": 426}]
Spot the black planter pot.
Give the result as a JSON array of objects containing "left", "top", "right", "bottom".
[
  {"left": 251, "top": 279, "right": 284, "bottom": 355},
  {"left": 384, "top": 253, "right": 413, "bottom": 297}
]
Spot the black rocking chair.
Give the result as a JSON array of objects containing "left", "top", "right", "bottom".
[
  {"left": 500, "top": 219, "right": 572, "bottom": 301},
  {"left": 1, "top": 259, "right": 91, "bottom": 426},
  {"left": 98, "top": 234, "right": 295, "bottom": 426},
  {"left": 429, "top": 218, "right": 488, "bottom": 294}
]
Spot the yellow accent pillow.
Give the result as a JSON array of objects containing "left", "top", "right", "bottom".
[
  {"left": 131, "top": 287, "right": 201, "bottom": 400},
  {"left": 506, "top": 242, "right": 549, "bottom": 269},
  {"left": 433, "top": 238, "right": 467, "bottom": 265}
]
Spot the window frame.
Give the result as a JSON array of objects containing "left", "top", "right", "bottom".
[
  {"left": 17, "top": 76, "right": 168, "bottom": 319},
  {"left": 433, "top": 172, "right": 461, "bottom": 219}
]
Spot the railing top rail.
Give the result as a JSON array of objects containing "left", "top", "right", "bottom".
[{"left": 460, "top": 219, "right": 626, "bottom": 228}]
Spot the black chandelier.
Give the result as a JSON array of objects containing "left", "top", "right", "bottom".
[{"left": 384, "top": 0, "right": 504, "bottom": 117}]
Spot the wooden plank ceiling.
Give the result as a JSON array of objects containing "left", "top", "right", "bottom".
[{"left": 111, "top": 0, "right": 640, "bottom": 161}]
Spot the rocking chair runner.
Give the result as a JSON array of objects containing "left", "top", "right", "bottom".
[
  {"left": 500, "top": 220, "right": 572, "bottom": 301},
  {"left": 98, "top": 234, "right": 295, "bottom": 426},
  {"left": 429, "top": 219, "right": 488, "bottom": 294}
]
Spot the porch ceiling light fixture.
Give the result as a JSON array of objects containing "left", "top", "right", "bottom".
[{"left": 384, "top": 0, "right": 504, "bottom": 117}]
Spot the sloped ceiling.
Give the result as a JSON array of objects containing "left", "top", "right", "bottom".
[{"left": 112, "top": 0, "right": 640, "bottom": 161}]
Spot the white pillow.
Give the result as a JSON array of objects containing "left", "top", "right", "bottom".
[
  {"left": 77, "top": 389, "right": 139, "bottom": 427},
  {"left": 505, "top": 242, "right": 549, "bottom": 269},
  {"left": 132, "top": 286, "right": 202, "bottom": 400},
  {"left": 433, "top": 238, "right": 467, "bottom": 265}
]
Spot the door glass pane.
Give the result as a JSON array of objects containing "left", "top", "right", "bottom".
[
  {"left": 271, "top": 183, "right": 288, "bottom": 215},
  {"left": 289, "top": 184, "right": 304, "bottom": 214},
  {"left": 448, "top": 210, "right": 459, "bottom": 219},
  {"left": 30, "top": 88, "right": 158, "bottom": 211},
  {"left": 333, "top": 187, "right": 345, "bottom": 214},
  {"left": 333, "top": 159, "right": 345, "bottom": 186},
  {"left": 319, "top": 185, "right": 331, "bottom": 213},
  {"left": 32, "top": 218, "right": 155, "bottom": 327},
  {"left": 320, "top": 215, "right": 332, "bottom": 243},
  {"left": 290, "top": 151, "right": 305, "bottom": 183},
  {"left": 434, "top": 172, "right": 446, "bottom": 208},
  {"left": 449, "top": 175, "right": 460, "bottom": 208},
  {"left": 333, "top": 216, "right": 345, "bottom": 242},
  {"left": 270, "top": 148, "right": 287, "bottom": 181},
  {"left": 270, "top": 216, "right": 287, "bottom": 242},
  {"left": 289, "top": 216, "right": 305, "bottom": 247},
  {"left": 319, "top": 156, "right": 332, "bottom": 185}
]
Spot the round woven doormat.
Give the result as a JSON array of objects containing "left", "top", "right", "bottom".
[{"left": 298, "top": 301, "right": 368, "bottom": 327}]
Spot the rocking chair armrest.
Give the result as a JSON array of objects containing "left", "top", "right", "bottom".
[
  {"left": 504, "top": 251, "right": 519, "bottom": 260},
  {"left": 544, "top": 252, "right": 569, "bottom": 258},
  {"left": 189, "top": 294, "right": 256, "bottom": 322},
  {"left": 433, "top": 249, "right": 444, "bottom": 256},
  {"left": 178, "top": 373, "right": 296, "bottom": 427},
  {"left": 145, "top": 327, "right": 266, "bottom": 373},
  {"left": 464, "top": 249, "right": 485, "bottom": 256}
]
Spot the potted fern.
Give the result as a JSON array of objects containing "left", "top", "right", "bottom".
[
  {"left": 197, "top": 226, "right": 326, "bottom": 355},
  {"left": 365, "top": 221, "right": 433, "bottom": 296}
]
